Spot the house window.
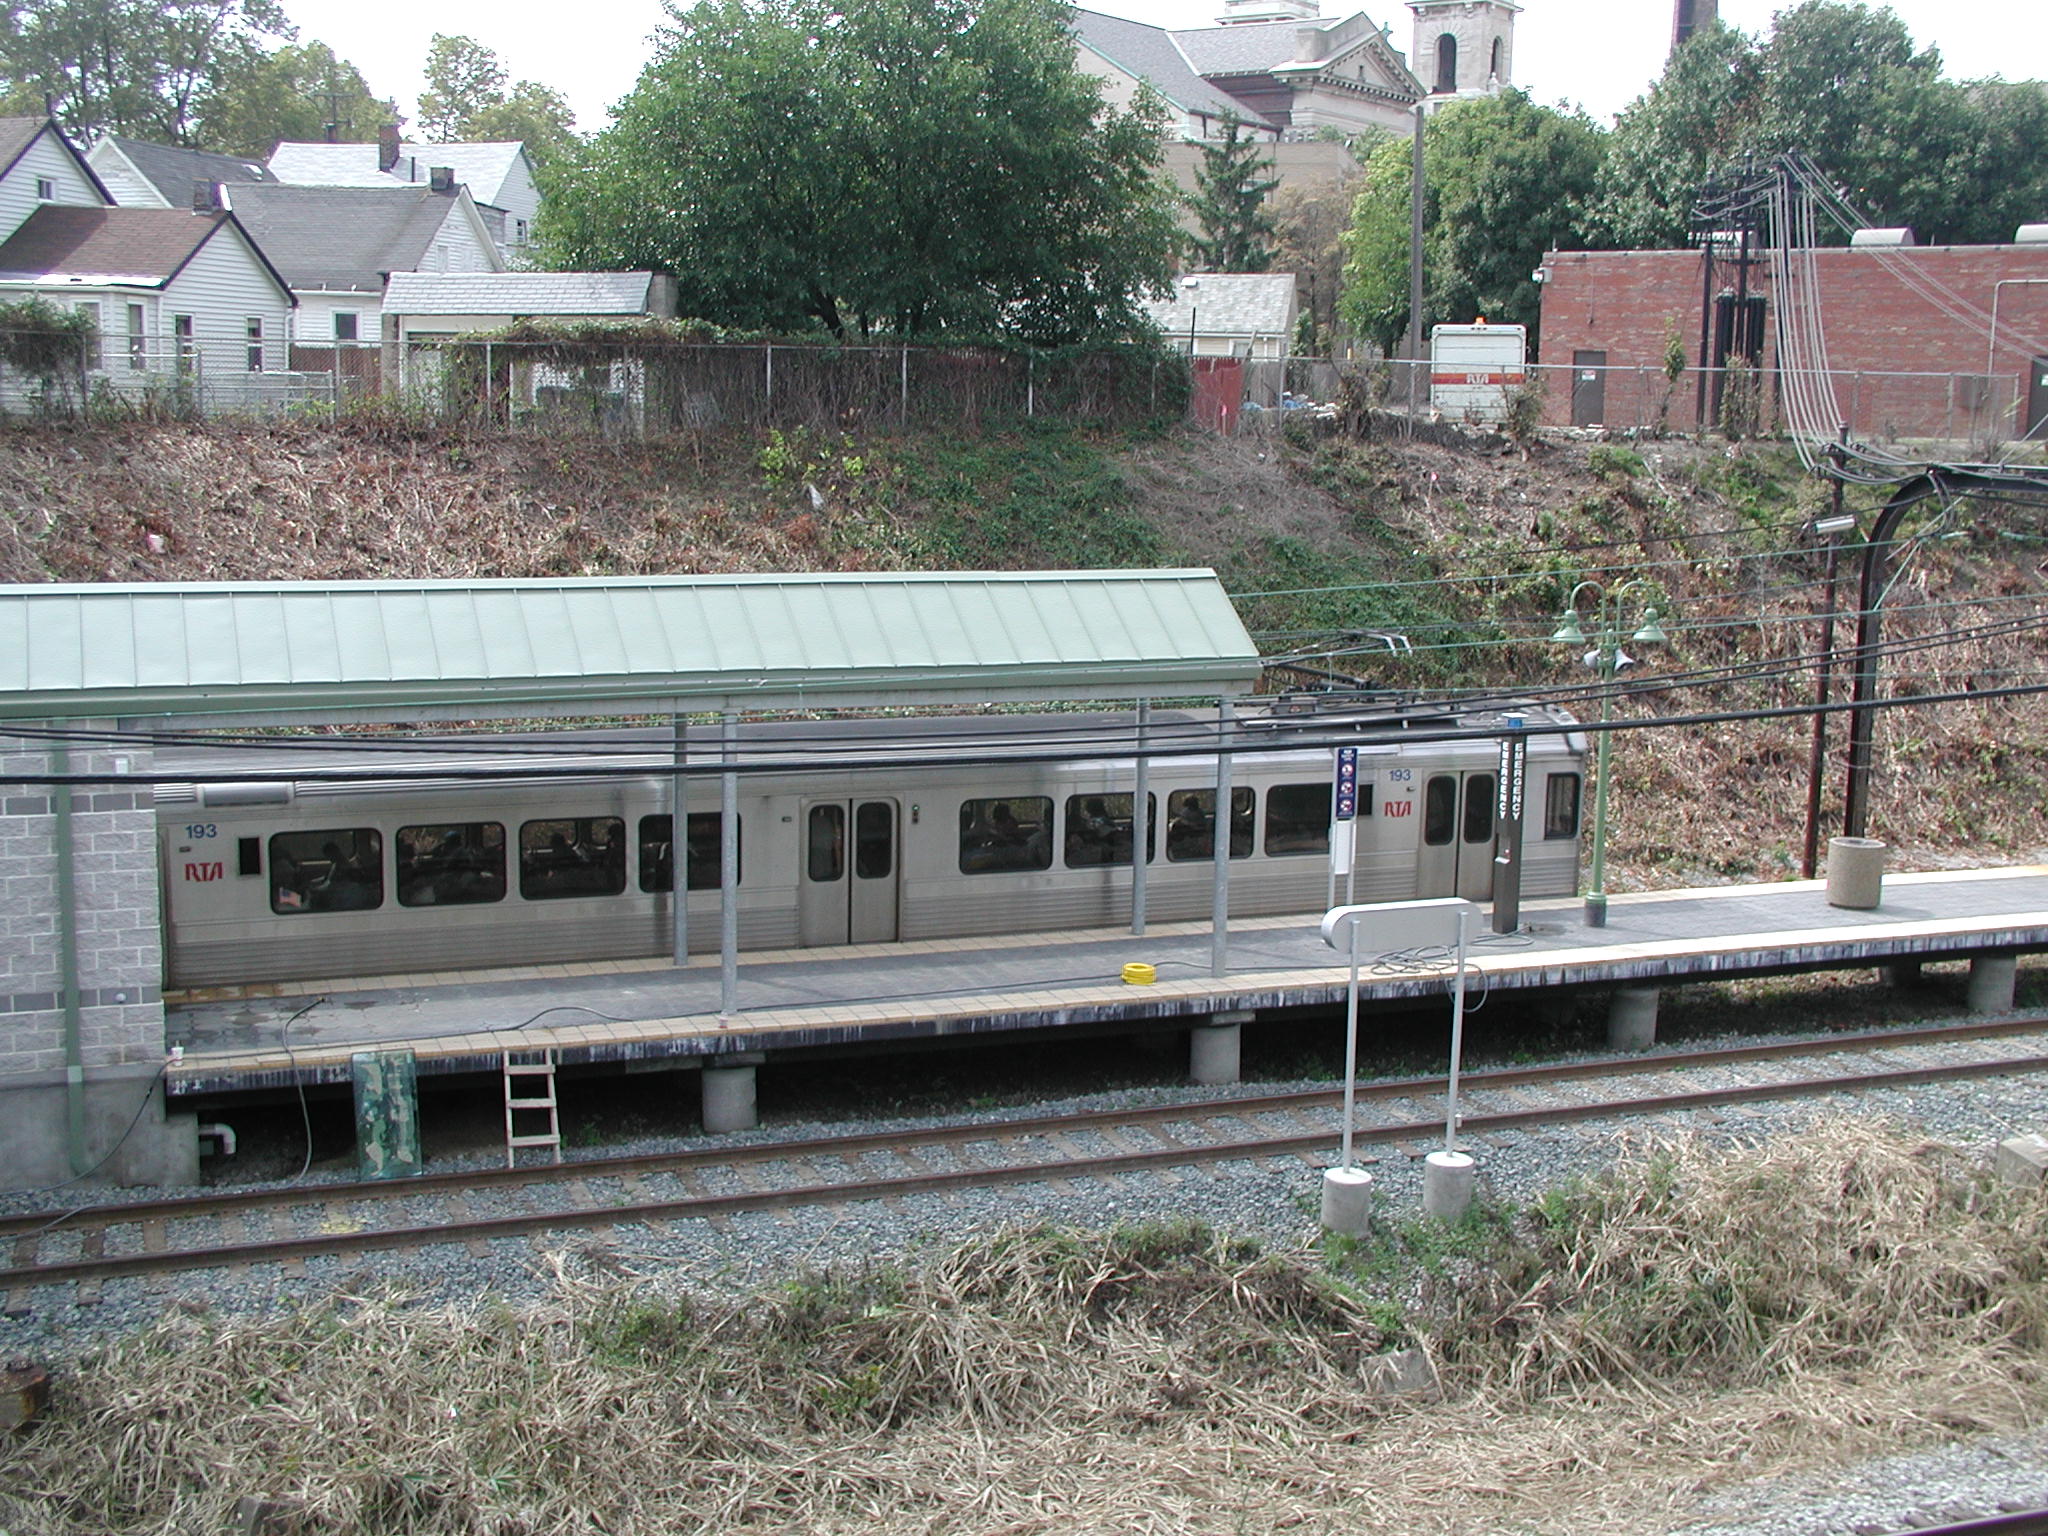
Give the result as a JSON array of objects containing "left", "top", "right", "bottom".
[
  {"left": 173, "top": 314, "right": 193, "bottom": 374},
  {"left": 126, "top": 303, "right": 145, "bottom": 371},
  {"left": 333, "top": 311, "right": 358, "bottom": 342},
  {"left": 1434, "top": 32, "right": 1458, "bottom": 93},
  {"left": 74, "top": 301, "right": 101, "bottom": 370},
  {"left": 245, "top": 316, "right": 262, "bottom": 371},
  {"left": 35, "top": 177, "right": 54, "bottom": 201},
  {"left": 514, "top": 218, "right": 528, "bottom": 245}
]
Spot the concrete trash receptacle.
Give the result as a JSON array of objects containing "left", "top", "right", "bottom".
[{"left": 1826, "top": 836, "right": 1886, "bottom": 909}]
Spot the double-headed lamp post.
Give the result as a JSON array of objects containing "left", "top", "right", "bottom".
[{"left": 1551, "top": 579, "right": 1668, "bottom": 928}]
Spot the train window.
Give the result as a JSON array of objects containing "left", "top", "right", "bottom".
[
  {"left": 1264, "top": 783, "right": 1332, "bottom": 857},
  {"left": 268, "top": 828, "right": 382, "bottom": 915},
  {"left": 519, "top": 817, "right": 626, "bottom": 901},
  {"left": 808, "top": 804, "right": 845, "bottom": 882},
  {"left": 1423, "top": 776, "right": 1457, "bottom": 846},
  {"left": 1063, "top": 793, "right": 1154, "bottom": 867},
  {"left": 1164, "top": 787, "right": 1253, "bottom": 862},
  {"left": 238, "top": 836, "right": 261, "bottom": 877},
  {"left": 1544, "top": 773, "right": 1582, "bottom": 839},
  {"left": 637, "top": 814, "right": 741, "bottom": 892},
  {"left": 396, "top": 821, "right": 505, "bottom": 907},
  {"left": 855, "top": 802, "right": 893, "bottom": 880},
  {"left": 959, "top": 796, "right": 1053, "bottom": 874},
  {"left": 1463, "top": 774, "right": 1496, "bottom": 845}
]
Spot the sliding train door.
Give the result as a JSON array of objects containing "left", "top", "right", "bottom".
[
  {"left": 1413, "top": 770, "right": 1497, "bottom": 901},
  {"left": 797, "top": 798, "right": 900, "bottom": 946}
]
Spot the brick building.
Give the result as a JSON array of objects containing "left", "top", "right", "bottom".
[{"left": 1533, "top": 241, "right": 2048, "bottom": 440}]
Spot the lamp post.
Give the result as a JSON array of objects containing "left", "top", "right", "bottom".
[
  {"left": 1551, "top": 579, "right": 1668, "bottom": 927},
  {"left": 1182, "top": 275, "right": 1201, "bottom": 356}
]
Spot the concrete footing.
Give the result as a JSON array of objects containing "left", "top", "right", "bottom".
[
  {"left": 1319, "top": 1165, "right": 1373, "bottom": 1236},
  {"left": 1826, "top": 836, "right": 1886, "bottom": 909},
  {"left": 1190, "top": 1011, "right": 1250, "bottom": 1086},
  {"left": 1969, "top": 953, "right": 2019, "bottom": 1014},
  {"left": 701, "top": 1052, "right": 765, "bottom": 1134},
  {"left": 1422, "top": 1149, "right": 1476, "bottom": 1220},
  {"left": 0, "top": 1067, "right": 197, "bottom": 1193},
  {"left": 1996, "top": 1133, "right": 2048, "bottom": 1187},
  {"left": 1608, "top": 985, "right": 1659, "bottom": 1052}
]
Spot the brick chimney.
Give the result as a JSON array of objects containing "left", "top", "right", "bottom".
[
  {"left": 191, "top": 180, "right": 225, "bottom": 213},
  {"left": 378, "top": 123, "right": 401, "bottom": 174},
  {"left": 429, "top": 165, "right": 455, "bottom": 194}
]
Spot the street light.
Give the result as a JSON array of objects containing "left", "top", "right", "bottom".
[
  {"left": 1551, "top": 579, "right": 1668, "bottom": 927},
  {"left": 1181, "top": 275, "right": 1201, "bottom": 356}
]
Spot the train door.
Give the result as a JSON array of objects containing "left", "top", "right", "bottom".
[
  {"left": 1413, "top": 770, "right": 1497, "bottom": 900},
  {"left": 797, "top": 798, "right": 900, "bottom": 946}
]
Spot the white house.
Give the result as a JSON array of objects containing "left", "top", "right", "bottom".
[
  {"left": 0, "top": 116, "right": 113, "bottom": 239},
  {"left": 0, "top": 202, "right": 295, "bottom": 406},
  {"left": 228, "top": 180, "right": 503, "bottom": 350},
  {"left": 1141, "top": 272, "right": 1298, "bottom": 358},
  {"left": 268, "top": 130, "right": 542, "bottom": 267}
]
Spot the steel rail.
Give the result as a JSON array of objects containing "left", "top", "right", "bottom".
[
  {"left": 7, "top": 1012, "right": 2047, "bottom": 1240},
  {"left": 8, "top": 1043, "right": 2048, "bottom": 1290}
]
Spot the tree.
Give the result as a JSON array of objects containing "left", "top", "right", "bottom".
[
  {"left": 544, "top": 0, "right": 1180, "bottom": 344},
  {"left": 1187, "top": 115, "right": 1277, "bottom": 273},
  {"left": 197, "top": 40, "right": 392, "bottom": 156},
  {"left": 1588, "top": 2, "right": 2048, "bottom": 249},
  {"left": 415, "top": 33, "right": 507, "bottom": 142},
  {"left": 1340, "top": 90, "right": 1603, "bottom": 354},
  {"left": 1270, "top": 174, "right": 1357, "bottom": 355},
  {"left": 0, "top": 0, "right": 292, "bottom": 144},
  {"left": 461, "top": 80, "right": 579, "bottom": 171}
]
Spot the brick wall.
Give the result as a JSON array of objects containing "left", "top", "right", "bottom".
[
  {"left": 1535, "top": 244, "right": 2048, "bottom": 437},
  {"left": 1, "top": 728, "right": 164, "bottom": 1080}
]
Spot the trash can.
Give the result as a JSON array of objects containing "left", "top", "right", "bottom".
[{"left": 1826, "top": 836, "right": 1886, "bottom": 910}]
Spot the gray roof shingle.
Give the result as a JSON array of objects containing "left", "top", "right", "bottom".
[
  {"left": 109, "top": 137, "right": 274, "bottom": 205},
  {"left": 230, "top": 184, "right": 472, "bottom": 292},
  {"left": 0, "top": 205, "right": 230, "bottom": 284},
  {"left": 1072, "top": 11, "right": 1273, "bottom": 125},
  {"left": 383, "top": 271, "right": 665, "bottom": 317},
  {"left": 1141, "top": 272, "right": 1298, "bottom": 339}
]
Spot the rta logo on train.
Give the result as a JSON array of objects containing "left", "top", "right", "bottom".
[{"left": 183, "top": 862, "right": 225, "bottom": 882}]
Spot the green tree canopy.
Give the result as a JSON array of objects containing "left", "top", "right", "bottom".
[
  {"left": 1340, "top": 91, "right": 1603, "bottom": 354},
  {"left": 544, "top": 0, "right": 1180, "bottom": 344},
  {"left": 1589, "top": 2, "right": 2048, "bottom": 248},
  {"left": 416, "top": 33, "right": 506, "bottom": 141},
  {"left": 1, "top": 0, "right": 292, "bottom": 144},
  {"left": 197, "top": 40, "right": 391, "bottom": 157},
  {"left": 1188, "top": 115, "right": 1278, "bottom": 273},
  {"left": 461, "top": 80, "right": 579, "bottom": 171}
]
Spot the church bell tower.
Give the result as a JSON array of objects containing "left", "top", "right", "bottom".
[
  {"left": 1408, "top": 0, "right": 1520, "bottom": 102},
  {"left": 1672, "top": 0, "right": 1718, "bottom": 53}
]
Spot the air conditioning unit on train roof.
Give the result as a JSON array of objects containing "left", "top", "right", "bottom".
[{"left": 1849, "top": 227, "right": 1916, "bottom": 247}]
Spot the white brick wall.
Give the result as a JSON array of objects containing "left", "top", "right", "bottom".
[{"left": 0, "top": 727, "right": 164, "bottom": 1077}]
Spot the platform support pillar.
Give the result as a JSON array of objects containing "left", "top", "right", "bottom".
[
  {"left": 1190, "top": 1011, "right": 1249, "bottom": 1086},
  {"left": 1886, "top": 958, "right": 1923, "bottom": 989},
  {"left": 702, "top": 1052, "right": 764, "bottom": 1134},
  {"left": 1969, "top": 954, "right": 2018, "bottom": 1015},
  {"left": 1607, "top": 985, "right": 1659, "bottom": 1052}
]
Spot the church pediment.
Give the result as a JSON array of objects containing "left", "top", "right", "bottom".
[{"left": 1271, "top": 27, "right": 1423, "bottom": 96}]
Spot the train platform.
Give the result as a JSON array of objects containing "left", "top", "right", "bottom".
[{"left": 161, "top": 864, "right": 2048, "bottom": 1098}]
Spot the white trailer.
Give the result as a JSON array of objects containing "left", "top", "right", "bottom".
[{"left": 1430, "top": 322, "right": 1527, "bottom": 424}]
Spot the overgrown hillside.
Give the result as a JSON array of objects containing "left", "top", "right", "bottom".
[{"left": 3, "top": 416, "right": 2042, "bottom": 883}]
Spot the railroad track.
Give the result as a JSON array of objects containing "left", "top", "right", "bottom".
[{"left": 8, "top": 1013, "right": 2048, "bottom": 1305}]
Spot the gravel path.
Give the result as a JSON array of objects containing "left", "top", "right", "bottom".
[{"left": 8, "top": 1042, "right": 2048, "bottom": 1536}]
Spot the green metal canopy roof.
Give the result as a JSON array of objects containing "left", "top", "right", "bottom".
[{"left": 0, "top": 571, "right": 1262, "bottom": 725}]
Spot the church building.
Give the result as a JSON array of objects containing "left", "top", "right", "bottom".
[{"left": 1072, "top": 0, "right": 1521, "bottom": 148}]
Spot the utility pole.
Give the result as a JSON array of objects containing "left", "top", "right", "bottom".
[{"left": 1405, "top": 102, "right": 1426, "bottom": 431}]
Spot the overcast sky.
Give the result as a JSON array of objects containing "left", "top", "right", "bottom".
[{"left": 280, "top": 0, "right": 2046, "bottom": 135}]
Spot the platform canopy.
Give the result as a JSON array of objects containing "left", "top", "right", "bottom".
[{"left": 0, "top": 569, "right": 1263, "bottom": 727}]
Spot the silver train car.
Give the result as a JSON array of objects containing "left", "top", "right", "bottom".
[{"left": 154, "top": 700, "right": 1588, "bottom": 989}]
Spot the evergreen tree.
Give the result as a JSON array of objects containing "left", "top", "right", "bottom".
[{"left": 1188, "top": 116, "right": 1279, "bottom": 273}]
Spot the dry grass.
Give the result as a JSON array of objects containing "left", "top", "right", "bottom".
[{"left": 6, "top": 1121, "right": 2048, "bottom": 1534}]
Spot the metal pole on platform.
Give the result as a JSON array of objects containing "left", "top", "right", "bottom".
[
  {"left": 671, "top": 714, "right": 688, "bottom": 967},
  {"left": 1211, "top": 699, "right": 1233, "bottom": 978},
  {"left": 1340, "top": 912, "right": 1361, "bottom": 1170},
  {"left": 1132, "top": 700, "right": 1151, "bottom": 937},
  {"left": 720, "top": 711, "right": 739, "bottom": 1017},
  {"left": 1444, "top": 904, "right": 1470, "bottom": 1155}
]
